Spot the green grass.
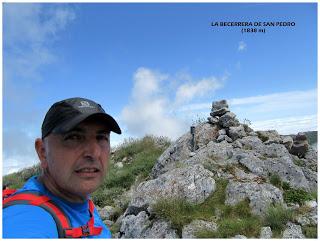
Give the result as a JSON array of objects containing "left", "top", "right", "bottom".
[
  {"left": 284, "top": 188, "right": 314, "bottom": 205},
  {"left": 264, "top": 204, "right": 293, "bottom": 236},
  {"left": 152, "top": 179, "right": 263, "bottom": 238},
  {"left": 270, "top": 173, "right": 282, "bottom": 189},
  {"left": 302, "top": 225, "right": 318, "bottom": 238},
  {"left": 293, "top": 159, "right": 305, "bottom": 167}
]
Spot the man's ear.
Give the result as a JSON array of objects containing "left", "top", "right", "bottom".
[{"left": 35, "top": 138, "right": 48, "bottom": 169}]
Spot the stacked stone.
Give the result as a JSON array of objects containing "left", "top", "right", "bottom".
[
  {"left": 289, "top": 132, "right": 309, "bottom": 158},
  {"left": 208, "top": 100, "right": 240, "bottom": 128},
  {"left": 208, "top": 100, "right": 243, "bottom": 143}
]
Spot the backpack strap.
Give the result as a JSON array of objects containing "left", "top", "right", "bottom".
[
  {"left": 3, "top": 190, "right": 72, "bottom": 238},
  {"left": 64, "top": 200, "right": 103, "bottom": 238},
  {"left": 3, "top": 190, "right": 103, "bottom": 238}
]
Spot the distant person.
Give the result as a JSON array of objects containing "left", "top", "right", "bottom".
[{"left": 3, "top": 97, "right": 121, "bottom": 238}]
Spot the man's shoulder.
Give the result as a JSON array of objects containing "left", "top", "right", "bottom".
[{"left": 3, "top": 204, "right": 59, "bottom": 238}]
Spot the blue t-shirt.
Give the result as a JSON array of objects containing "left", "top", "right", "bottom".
[{"left": 3, "top": 176, "right": 112, "bottom": 238}]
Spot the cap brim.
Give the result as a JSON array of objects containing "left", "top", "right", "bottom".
[{"left": 53, "top": 112, "right": 122, "bottom": 134}]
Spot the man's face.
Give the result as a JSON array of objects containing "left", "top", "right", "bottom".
[{"left": 42, "top": 118, "right": 110, "bottom": 199}]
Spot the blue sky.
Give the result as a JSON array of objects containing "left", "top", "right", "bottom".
[{"left": 3, "top": 3, "right": 317, "bottom": 175}]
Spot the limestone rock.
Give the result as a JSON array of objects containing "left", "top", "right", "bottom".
[
  {"left": 120, "top": 211, "right": 151, "bottom": 238},
  {"left": 290, "top": 133, "right": 309, "bottom": 158},
  {"left": 225, "top": 181, "right": 283, "bottom": 216},
  {"left": 257, "top": 130, "right": 282, "bottom": 144},
  {"left": 99, "top": 205, "right": 117, "bottom": 221},
  {"left": 217, "top": 134, "right": 233, "bottom": 143},
  {"left": 115, "top": 162, "right": 124, "bottom": 169},
  {"left": 208, "top": 116, "right": 219, "bottom": 125},
  {"left": 129, "top": 165, "right": 216, "bottom": 210},
  {"left": 211, "top": 100, "right": 229, "bottom": 117},
  {"left": 142, "top": 220, "right": 179, "bottom": 238},
  {"left": 182, "top": 220, "right": 217, "bottom": 238},
  {"left": 232, "top": 234, "right": 247, "bottom": 239},
  {"left": 219, "top": 112, "right": 240, "bottom": 128},
  {"left": 282, "top": 222, "right": 305, "bottom": 239},
  {"left": 228, "top": 125, "right": 247, "bottom": 141},
  {"left": 260, "top": 226, "right": 272, "bottom": 239},
  {"left": 282, "top": 136, "right": 293, "bottom": 150}
]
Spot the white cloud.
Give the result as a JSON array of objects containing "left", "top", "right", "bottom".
[
  {"left": 121, "top": 68, "right": 188, "bottom": 140},
  {"left": 121, "top": 68, "right": 225, "bottom": 140},
  {"left": 3, "top": 4, "right": 75, "bottom": 175},
  {"left": 175, "top": 77, "right": 223, "bottom": 105},
  {"left": 251, "top": 115, "right": 317, "bottom": 135},
  {"left": 176, "top": 89, "right": 317, "bottom": 135},
  {"left": 238, "top": 41, "right": 247, "bottom": 51}
]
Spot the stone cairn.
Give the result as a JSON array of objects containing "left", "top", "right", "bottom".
[{"left": 207, "top": 100, "right": 250, "bottom": 143}]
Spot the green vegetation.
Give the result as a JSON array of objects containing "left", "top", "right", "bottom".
[
  {"left": 293, "top": 159, "right": 305, "bottom": 167},
  {"left": 304, "top": 131, "right": 317, "bottom": 146},
  {"left": 270, "top": 173, "right": 282, "bottom": 189},
  {"left": 152, "top": 179, "right": 262, "bottom": 238},
  {"left": 92, "top": 135, "right": 170, "bottom": 206},
  {"left": 284, "top": 188, "right": 314, "bottom": 205},
  {"left": 302, "top": 225, "right": 318, "bottom": 238},
  {"left": 264, "top": 204, "right": 293, "bottom": 236},
  {"left": 3, "top": 164, "right": 41, "bottom": 189}
]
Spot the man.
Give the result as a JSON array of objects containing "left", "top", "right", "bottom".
[{"left": 3, "top": 97, "right": 121, "bottom": 238}]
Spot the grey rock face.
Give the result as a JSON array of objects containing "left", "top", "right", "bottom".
[
  {"left": 208, "top": 116, "right": 219, "bottom": 125},
  {"left": 282, "top": 136, "right": 294, "bottom": 150},
  {"left": 260, "top": 226, "right": 272, "bottom": 239},
  {"left": 129, "top": 164, "right": 216, "bottom": 210},
  {"left": 225, "top": 181, "right": 283, "bottom": 216},
  {"left": 219, "top": 112, "right": 240, "bottom": 128},
  {"left": 211, "top": 100, "right": 229, "bottom": 117},
  {"left": 151, "top": 123, "right": 218, "bottom": 178},
  {"left": 282, "top": 222, "right": 305, "bottom": 239},
  {"left": 217, "top": 134, "right": 233, "bottom": 143},
  {"left": 99, "top": 205, "right": 117, "bottom": 221},
  {"left": 257, "top": 130, "right": 282, "bottom": 144},
  {"left": 290, "top": 133, "right": 309, "bottom": 158},
  {"left": 232, "top": 234, "right": 247, "bottom": 239},
  {"left": 182, "top": 220, "right": 217, "bottom": 238},
  {"left": 228, "top": 125, "right": 247, "bottom": 141},
  {"left": 142, "top": 220, "right": 179, "bottom": 238},
  {"left": 120, "top": 211, "right": 151, "bottom": 238}
]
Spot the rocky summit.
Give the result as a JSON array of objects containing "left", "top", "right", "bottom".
[{"left": 104, "top": 100, "right": 318, "bottom": 238}]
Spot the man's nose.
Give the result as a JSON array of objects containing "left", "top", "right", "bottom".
[{"left": 83, "top": 138, "right": 101, "bottom": 159}]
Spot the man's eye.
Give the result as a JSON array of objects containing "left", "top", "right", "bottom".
[
  {"left": 64, "top": 134, "right": 83, "bottom": 141},
  {"left": 97, "top": 134, "right": 109, "bottom": 142}
]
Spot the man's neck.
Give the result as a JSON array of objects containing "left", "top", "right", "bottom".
[{"left": 38, "top": 174, "right": 87, "bottom": 203}]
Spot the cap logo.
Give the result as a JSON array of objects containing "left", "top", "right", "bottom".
[{"left": 78, "top": 100, "right": 95, "bottom": 109}]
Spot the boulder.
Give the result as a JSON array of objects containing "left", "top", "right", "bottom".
[
  {"left": 142, "top": 220, "right": 179, "bottom": 238},
  {"left": 219, "top": 112, "right": 240, "bottom": 128},
  {"left": 208, "top": 116, "right": 219, "bottom": 125},
  {"left": 260, "top": 226, "right": 272, "bottom": 239},
  {"left": 211, "top": 100, "right": 229, "bottom": 117},
  {"left": 257, "top": 130, "right": 282, "bottom": 144},
  {"left": 228, "top": 125, "right": 247, "bottom": 141},
  {"left": 282, "top": 136, "right": 293, "bottom": 150},
  {"left": 217, "top": 134, "right": 233, "bottom": 143},
  {"left": 282, "top": 222, "right": 305, "bottom": 239},
  {"left": 99, "top": 205, "right": 117, "bottom": 221},
  {"left": 119, "top": 211, "right": 151, "bottom": 238},
  {"left": 129, "top": 165, "right": 216, "bottom": 210},
  {"left": 225, "top": 181, "right": 283, "bottom": 216},
  {"left": 182, "top": 220, "right": 217, "bottom": 238},
  {"left": 290, "top": 133, "right": 309, "bottom": 158}
]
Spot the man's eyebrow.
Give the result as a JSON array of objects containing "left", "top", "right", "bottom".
[
  {"left": 97, "top": 129, "right": 110, "bottom": 134},
  {"left": 66, "top": 127, "right": 85, "bottom": 133}
]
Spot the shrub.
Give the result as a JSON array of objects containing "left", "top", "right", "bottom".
[
  {"left": 152, "top": 198, "right": 197, "bottom": 236},
  {"left": 302, "top": 225, "right": 317, "bottom": 238},
  {"left": 264, "top": 204, "right": 293, "bottom": 233},
  {"left": 282, "top": 181, "right": 291, "bottom": 190},
  {"left": 284, "top": 188, "right": 313, "bottom": 205},
  {"left": 293, "top": 159, "right": 305, "bottom": 167},
  {"left": 270, "top": 173, "right": 282, "bottom": 189}
]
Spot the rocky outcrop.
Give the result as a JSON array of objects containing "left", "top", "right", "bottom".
[
  {"left": 117, "top": 100, "right": 317, "bottom": 238},
  {"left": 129, "top": 164, "right": 215, "bottom": 212},
  {"left": 182, "top": 220, "right": 217, "bottom": 238},
  {"left": 225, "top": 181, "right": 283, "bottom": 215}
]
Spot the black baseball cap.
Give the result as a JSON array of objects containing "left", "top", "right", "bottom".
[{"left": 41, "top": 97, "right": 121, "bottom": 138}]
